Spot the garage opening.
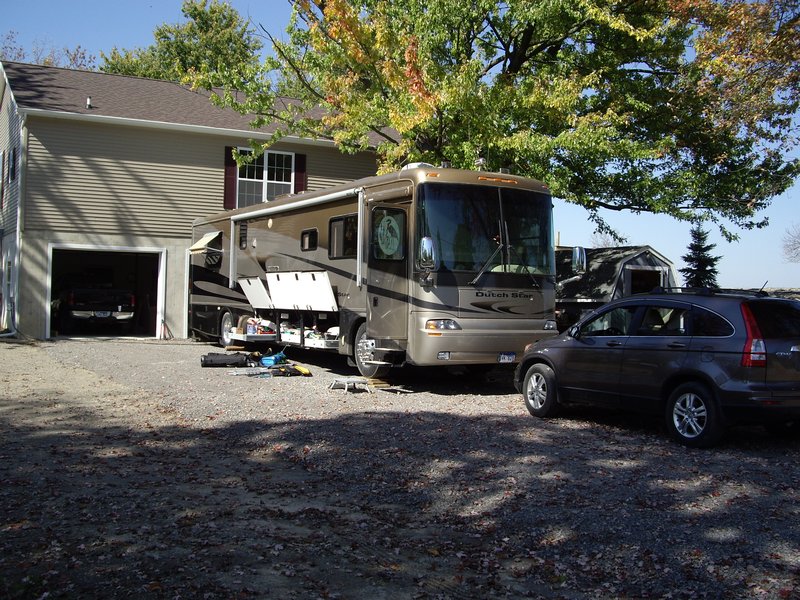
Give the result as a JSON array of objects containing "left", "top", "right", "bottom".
[{"left": 50, "top": 249, "right": 160, "bottom": 337}]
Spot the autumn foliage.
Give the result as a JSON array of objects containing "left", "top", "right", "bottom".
[{"left": 195, "top": 0, "right": 800, "bottom": 236}]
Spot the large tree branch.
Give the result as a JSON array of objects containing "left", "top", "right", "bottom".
[{"left": 264, "top": 29, "right": 327, "bottom": 103}]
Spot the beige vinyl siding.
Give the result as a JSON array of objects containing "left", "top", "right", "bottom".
[
  {"left": 297, "top": 145, "right": 377, "bottom": 191},
  {"left": 24, "top": 120, "right": 378, "bottom": 238},
  {"left": 0, "top": 82, "right": 20, "bottom": 235},
  {"left": 25, "top": 117, "right": 225, "bottom": 238}
]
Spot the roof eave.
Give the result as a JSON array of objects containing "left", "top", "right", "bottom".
[{"left": 18, "top": 107, "right": 339, "bottom": 147}]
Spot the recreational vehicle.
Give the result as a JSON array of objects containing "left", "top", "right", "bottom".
[{"left": 189, "top": 165, "right": 562, "bottom": 377}]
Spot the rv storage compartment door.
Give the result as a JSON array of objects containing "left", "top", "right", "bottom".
[
  {"left": 238, "top": 277, "right": 274, "bottom": 310},
  {"left": 265, "top": 271, "right": 338, "bottom": 311}
]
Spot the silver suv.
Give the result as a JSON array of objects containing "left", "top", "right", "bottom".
[{"left": 513, "top": 289, "right": 800, "bottom": 447}]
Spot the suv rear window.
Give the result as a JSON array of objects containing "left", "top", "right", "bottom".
[
  {"left": 692, "top": 307, "right": 734, "bottom": 337},
  {"left": 746, "top": 300, "right": 800, "bottom": 338}
]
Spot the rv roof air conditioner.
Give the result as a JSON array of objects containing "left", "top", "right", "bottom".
[{"left": 401, "top": 162, "right": 435, "bottom": 170}]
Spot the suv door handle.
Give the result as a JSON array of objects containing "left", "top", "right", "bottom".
[
  {"left": 667, "top": 342, "right": 687, "bottom": 349},
  {"left": 606, "top": 340, "right": 623, "bottom": 347}
]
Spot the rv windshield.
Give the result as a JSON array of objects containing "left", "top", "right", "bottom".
[{"left": 416, "top": 183, "right": 554, "bottom": 276}]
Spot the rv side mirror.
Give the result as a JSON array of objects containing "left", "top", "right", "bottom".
[
  {"left": 419, "top": 236, "right": 437, "bottom": 270},
  {"left": 572, "top": 246, "right": 587, "bottom": 275}
]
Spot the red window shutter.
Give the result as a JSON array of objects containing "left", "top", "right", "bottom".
[
  {"left": 223, "top": 146, "right": 237, "bottom": 210},
  {"left": 294, "top": 153, "right": 307, "bottom": 193}
]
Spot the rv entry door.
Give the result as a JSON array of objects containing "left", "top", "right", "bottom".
[{"left": 367, "top": 204, "right": 409, "bottom": 341}]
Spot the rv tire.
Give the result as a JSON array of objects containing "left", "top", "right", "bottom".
[
  {"left": 219, "top": 311, "right": 235, "bottom": 348},
  {"left": 354, "top": 322, "right": 391, "bottom": 379}
]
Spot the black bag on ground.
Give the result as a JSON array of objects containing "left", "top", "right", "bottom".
[{"left": 200, "top": 352, "right": 251, "bottom": 368}]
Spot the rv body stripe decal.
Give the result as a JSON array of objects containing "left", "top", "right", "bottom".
[
  {"left": 193, "top": 256, "right": 548, "bottom": 317},
  {"left": 272, "top": 253, "right": 547, "bottom": 316}
]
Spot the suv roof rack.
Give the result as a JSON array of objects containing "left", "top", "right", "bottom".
[{"left": 648, "top": 286, "right": 771, "bottom": 298}]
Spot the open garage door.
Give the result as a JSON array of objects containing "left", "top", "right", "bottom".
[{"left": 50, "top": 249, "right": 159, "bottom": 337}]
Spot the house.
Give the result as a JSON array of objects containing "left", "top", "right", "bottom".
[
  {"left": 554, "top": 245, "right": 678, "bottom": 330},
  {"left": 0, "top": 61, "right": 377, "bottom": 339}
]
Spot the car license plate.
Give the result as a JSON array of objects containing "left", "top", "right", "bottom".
[
  {"left": 95, "top": 311, "right": 111, "bottom": 318},
  {"left": 498, "top": 352, "right": 516, "bottom": 363}
]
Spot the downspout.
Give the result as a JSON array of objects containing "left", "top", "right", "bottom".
[{"left": 0, "top": 228, "right": 14, "bottom": 337}]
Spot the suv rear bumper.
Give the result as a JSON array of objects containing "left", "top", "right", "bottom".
[{"left": 720, "top": 391, "right": 800, "bottom": 423}]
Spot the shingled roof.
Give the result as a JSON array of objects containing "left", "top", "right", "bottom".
[
  {"left": 1, "top": 61, "right": 354, "bottom": 144},
  {"left": 555, "top": 246, "right": 674, "bottom": 300}
]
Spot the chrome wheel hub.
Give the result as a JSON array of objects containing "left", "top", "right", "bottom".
[
  {"left": 673, "top": 393, "right": 707, "bottom": 438},
  {"left": 527, "top": 373, "right": 547, "bottom": 409}
]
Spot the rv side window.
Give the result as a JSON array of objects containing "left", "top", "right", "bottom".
[
  {"left": 329, "top": 215, "right": 358, "bottom": 259},
  {"left": 301, "top": 229, "right": 318, "bottom": 251},
  {"left": 372, "top": 207, "right": 405, "bottom": 261}
]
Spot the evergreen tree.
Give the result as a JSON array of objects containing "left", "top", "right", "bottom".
[{"left": 680, "top": 225, "right": 721, "bottom": 288}]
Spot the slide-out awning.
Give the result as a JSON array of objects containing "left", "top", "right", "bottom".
[{"left": 189, "top": 231, "right": 222, "bottom": 254}]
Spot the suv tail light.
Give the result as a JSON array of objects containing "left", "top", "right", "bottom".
[{"left": 740, "top": 303, "right": 766, "bottom": 367}]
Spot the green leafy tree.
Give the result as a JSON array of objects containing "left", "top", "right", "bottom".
[
  {"left": 680, "top": 225, "right": 721, "bottom": 288},
  {"left": 1, "top": 30, "right": 95, "bottom": 69},
  {"left": 192, "top": 0, "right": 800, "bottom": 237},
  {"left": 100, "top": 0, "right": 262, "bottom": 81}
]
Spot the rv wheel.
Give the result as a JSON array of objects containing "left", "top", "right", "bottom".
[
  {"left": 354, "top": 322, "right": 390, "bottom": 379},
  {"left": 219, "top": 311, "right": 235, "bottom": 347}
]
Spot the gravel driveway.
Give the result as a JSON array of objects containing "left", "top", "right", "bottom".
[{"left": 1, "top": 338, "right": 799, "bottom": 599}]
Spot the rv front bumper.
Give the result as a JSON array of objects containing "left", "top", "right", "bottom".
[{"left": 406, "top": 316, "right": 558, "bottom": 366}]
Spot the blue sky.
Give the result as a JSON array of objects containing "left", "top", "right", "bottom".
[{"left": 5, "top": 0, "right": 799, "bottom": 289}]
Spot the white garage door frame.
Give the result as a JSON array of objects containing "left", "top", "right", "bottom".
[{"left": 46, "top": 242, "right": 167, "bottom": 339}]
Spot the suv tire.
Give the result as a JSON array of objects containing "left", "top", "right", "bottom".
[
  {"left": 523, "top": 363, "right": 560, "bottom": 418},
  {"left": 666, "top": 382, "right": 724, "bottom": 448}
]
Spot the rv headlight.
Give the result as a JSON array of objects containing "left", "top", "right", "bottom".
[
  {"left": 425, "top": 319, "right": 462, "bottom": 331},
  {"left": 544, "top": 320, "right": 557, "bottom": 331}
]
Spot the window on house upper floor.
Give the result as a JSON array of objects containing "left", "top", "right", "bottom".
[{"left": 237, "top": 148, "right": 294, "bottom": 208}]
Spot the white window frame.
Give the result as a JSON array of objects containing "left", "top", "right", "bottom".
[{"left": 236, "top": 148, "right": 295, "bottom": 208}]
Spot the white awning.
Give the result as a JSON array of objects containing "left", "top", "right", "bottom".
[{"left": 189, "top": 231, "right": 222, "bottom": 254}]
